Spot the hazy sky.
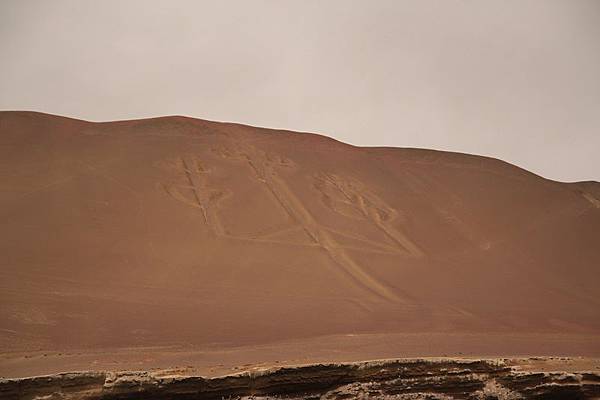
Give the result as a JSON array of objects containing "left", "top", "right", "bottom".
[{"left": 1, "top": 0, "right": 599, "bottom": 182}]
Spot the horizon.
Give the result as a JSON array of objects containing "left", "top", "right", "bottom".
[
  {"left": 1, "top": 1, "right": 599, "bottom": 182},
  {"left": 4, "top": 109, "right": 598, "bottom": 185}
]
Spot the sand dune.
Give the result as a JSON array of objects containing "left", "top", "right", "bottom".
[{"left": 0, "top": 111, "right": 599, "bottom": 377}]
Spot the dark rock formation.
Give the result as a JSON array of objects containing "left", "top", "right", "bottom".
[{"left": 1, "top": 358, "right": 599, "bottom": 399}]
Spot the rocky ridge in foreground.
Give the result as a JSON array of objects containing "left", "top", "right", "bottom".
[{"left": 2, "top": 358, "right": 600, "bottom": 399}]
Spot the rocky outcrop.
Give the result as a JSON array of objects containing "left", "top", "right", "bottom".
[{"left": 1, "top": 358, "right": 599, "bottom": 399}]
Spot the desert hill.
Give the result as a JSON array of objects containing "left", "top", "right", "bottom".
[{"left": 0, "top": 111, "right": 599, "bottom": 376}]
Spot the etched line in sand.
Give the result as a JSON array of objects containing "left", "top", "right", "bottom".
[
  {"left": 580, "top": 191, "right": 600, "bottom": 209},
  {"left": 181, "top": 157, "right": 209, "bottom": 224},
  {"left": 163, "top": 154, "right": 304, "bottom": 243},
  {"left": 162, "top": 144, "right": 408, "bottom": 303},
  {"left": 314, "top": 173, "right": 424, "bottom": 257},
  {"left": 322, "top": 227, "right": 404, "bottom": 254},
  {"left": 163, "top": 157, "right": 228, "bottom": 236},
  {"left": 215, "top": 143, "right": 405, "bottom": 303}
]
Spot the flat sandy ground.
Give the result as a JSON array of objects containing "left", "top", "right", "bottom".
[{"left": 1, "top": 332, "right": 599, "bottom": 378}]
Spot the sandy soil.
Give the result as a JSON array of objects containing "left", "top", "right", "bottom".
[
  {"left": 1, "top": 333, "right": 600, "bottom": 379},
  {"left": 0, "top": 111, "right": 599, "bottom": 378}
]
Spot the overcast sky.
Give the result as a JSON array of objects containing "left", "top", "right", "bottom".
[{"left": 1, "top": 0, "right": 599, "bottom": 182}]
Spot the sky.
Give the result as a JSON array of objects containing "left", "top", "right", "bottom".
[{"left": 1, "top": 0, "right": 599, "bottom": 182}]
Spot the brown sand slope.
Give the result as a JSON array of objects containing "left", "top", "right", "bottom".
[{"left": 0, "top": 111, "right": 599, "bottom": 375}]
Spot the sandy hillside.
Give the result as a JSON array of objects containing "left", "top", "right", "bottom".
[{"left": 0, "top": 111, "right": 599, "bottom": 376}]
